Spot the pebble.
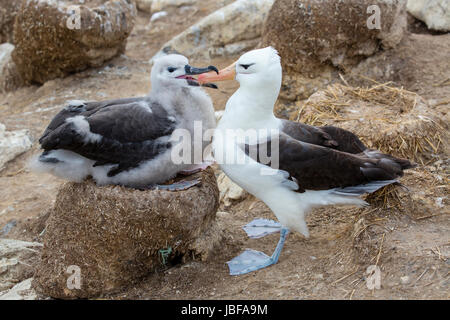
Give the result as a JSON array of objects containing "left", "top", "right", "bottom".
[
  {"left": 400, "top": 276, "right": 410, "bottom": 284},
  {"left": 150, "top": 11, "right": 168, "bottom": 22}
]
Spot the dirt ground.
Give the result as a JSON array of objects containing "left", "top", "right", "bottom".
[{"left": 0, "top": 5, "right": 448, "bottom": 300}]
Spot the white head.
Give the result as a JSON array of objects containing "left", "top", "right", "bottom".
[
  {"left": 199, "top": 47, "right": 282, "bottom": 87},
  {"left": 234, "top": 47, "right": 282, "bottom": 93},
  {"left": 150, "top": 54, "right": 219, "bottom": 93},
  {"left": 198, "top": 47, "right": 283, "bottom": 130},
  {"left": 198, "top": 47, "right": 282, "bottom": 108}
]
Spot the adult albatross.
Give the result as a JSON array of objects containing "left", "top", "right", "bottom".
[
  {"left": 32, "top": 54, "right": 218, "bottom": 190},
  {"left": 198, "top": 47, "right": 415, "bottom": 275}
]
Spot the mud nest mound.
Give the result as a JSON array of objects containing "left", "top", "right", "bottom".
[
  {"left": 12, "top": 0, "right": 137, "bottom": 84},
  {"left": 33, "top": 168, "right": 221, "bottom": 299},
  {"left": 292, "top": 82, "right": 446, "bottom": 164},
  {"left": 262, "top": 0, "right": 407, "bottom": 76}
]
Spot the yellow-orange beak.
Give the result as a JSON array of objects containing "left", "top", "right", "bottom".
[{"left": 198, "top": 62, "right": 236, "bottom": 84}]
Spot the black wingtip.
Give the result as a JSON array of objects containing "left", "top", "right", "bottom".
[
  {"left": 39, "top": 152, "right": 60, "bottom": 164},
  {"left": 395, "top": 158, "right": 417, "bottom": 170},
  {"left": 404, "top": 162, "right": 418, "bottom": 170}
]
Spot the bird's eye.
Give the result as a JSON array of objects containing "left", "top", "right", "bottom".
[
  {"left": 239, "top": 63, "right": 254, "bottom": 70},
  {"left": 167, "top": 67, "right": 177, "bottom": 73}
]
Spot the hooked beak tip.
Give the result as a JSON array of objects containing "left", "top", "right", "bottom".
[
  {"left": 185, "top": 64, "right": 220, "bottom": 76},
  {"left": 209, "top": 65, "right": 219, "bottom": 74}
]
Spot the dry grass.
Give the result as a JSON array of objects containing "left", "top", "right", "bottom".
[
  {"left": 364, "top": 183, "right": 404, "bottom": 209},
  {"left": 293, "top": 81, "right": 446, "bottom": 164}
]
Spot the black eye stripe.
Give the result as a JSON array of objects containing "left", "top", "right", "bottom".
[
  {"left": 239, "top": 63, "right": 255, "bottom": 70},
  {"left": 167, "top": 67, "right": 177, "bottom": 73}
]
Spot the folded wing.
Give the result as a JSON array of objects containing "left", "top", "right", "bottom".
[
  {"left": 39, "top": 98, "right": 176, "bottom": 177},
  {"left": 246, "top": 132, "right": 415, "bottom": 193}
]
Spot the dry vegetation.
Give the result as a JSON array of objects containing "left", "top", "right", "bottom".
[
  {"left": 289, "top": 79, "right": 448, "bottom": 213},
  {"left": 293, "top": 81, "right": 446, "bottom": 164}
]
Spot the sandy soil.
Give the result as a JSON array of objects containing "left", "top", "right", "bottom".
[{"left": 0, "top": 4, "right": 448, "bottom": 300}]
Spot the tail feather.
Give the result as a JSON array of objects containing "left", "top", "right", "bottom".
[
  {"left": 333, "top": 179, "right": 398, "bottom": 196},
  {"left": 38, "top": 151, "right": 61, "bottom": 163},
  {"left": 331, "top": 150, "right": 415, "bottom": 197},
  {"left": 395, "top": 158, "right": 417, "bottom": 170}
]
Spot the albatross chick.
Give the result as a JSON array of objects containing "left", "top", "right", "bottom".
[{"left": 31, "top": 54, "right": 219, "bottom": 190}]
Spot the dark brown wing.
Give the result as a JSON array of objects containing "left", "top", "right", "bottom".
[
  {"left": 246, "top": 133, "right": 410, "bottom": 193},
  {"left": 39, "top": 97, "right": 144, "bottom": 143},
  {"left": 39, "top": 98, "right": 176, "bottom": 176},
  {"left": 281, "top": 120, "right": 367, "bottom": 154}
]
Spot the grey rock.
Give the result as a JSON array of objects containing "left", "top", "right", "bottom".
[
  {"left": 152, "top": 0, "right": 197, "bottom": 12},
  {"left": 0, "top": 123, "right": 32, "bottom": 171},
  {"left": 217, "top": 172, "right": 247, "bottom": 206},
  {"left": 0, "top": 239, "right": 42, "bottom": 292},
  {"left": 1, "top": 220, "right": 17, "bottom": 236},
  {"left": 151, "top": 0, "right": 275, "bottom": 60},
  {"left": 407, "top": 0, "right": 450, "bottom": 31},
  {"left": 0, "top": 278, "right": 37, "bottom": 300},
  {"left": 0, "top": 43, "right": 23, "bottom": 92}
]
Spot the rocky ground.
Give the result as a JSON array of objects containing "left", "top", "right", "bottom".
[{"left": 0, "top": 1, "right": 449, "bottom": 299}]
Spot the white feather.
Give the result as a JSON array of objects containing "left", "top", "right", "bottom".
[{"left": 65, "top": 116, "right": 102, "bottom": 144}]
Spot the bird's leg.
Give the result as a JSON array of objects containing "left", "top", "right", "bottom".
[
  {"left": 270, "top": 228, "right": 290, "bottom": 263},
  {"left": 141, "top": 178, "right": 201, "bottom": 191},
  {"left": 242, "top": 218, "right": 283, "bottom": 239},
  {"left": 178, "top": 160, "right": 215, "bottom": 176},
  {"left": 227, "top": 227, "right": 290, "bottom": 275}
]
